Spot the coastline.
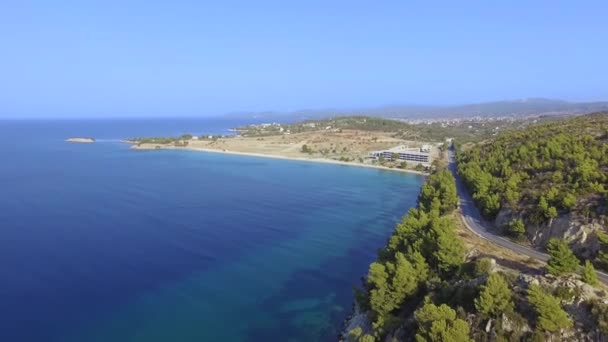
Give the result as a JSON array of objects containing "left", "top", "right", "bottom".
[
  {"left": 128, "top": 140, "right": 426, "bottom": 340},
  {"left": 129, "top": 143, "right": 429, "bottom": 176}
]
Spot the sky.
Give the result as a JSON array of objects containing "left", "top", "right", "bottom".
[{"left": 1, "top": 1, "right": 607, "bottom": 118}]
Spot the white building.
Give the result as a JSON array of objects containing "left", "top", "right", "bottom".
[{"left": 369, "top": 145, "right": 431, "bottom": 164}]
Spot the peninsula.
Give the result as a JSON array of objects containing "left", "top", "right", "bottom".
[{"left": 126, "top": 117, "right": 450, "bottom": 174}]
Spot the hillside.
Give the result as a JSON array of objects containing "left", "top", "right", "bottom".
[
  {"left": 127, "top": 115, "right": 560, "bottom": 176},
  {"left": 456, "top": 112, "right": 608, "bottom": 267},
  {"left": 237, "top": 115, "right": 553, "bottom": 144},
  {"left": 343, "top": 170, "right": 608, "bottom": 342}
]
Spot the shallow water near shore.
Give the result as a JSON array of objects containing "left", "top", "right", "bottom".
[{"left": 0, "top": 118, "right": 424, "bottom": 341}]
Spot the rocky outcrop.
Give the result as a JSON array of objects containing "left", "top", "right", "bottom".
[
  {"left": 515, "top": 273, "right": 603, "bottom": 302},
  {"left": 514, "top": 273, "right": 607, "bottom": 341},
  {"left": 339, "top": 303, "right": 373, "bottom": 342},
  {"left": 495, "top": 208, "right": 605, "bottom": 259}
]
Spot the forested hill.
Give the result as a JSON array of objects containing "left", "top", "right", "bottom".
[
  {"left": 344, "top": 169, "right": 608, "bottom": 341},
  {"left": 456, "top": 112, "right": 608, "bottom": 261}
]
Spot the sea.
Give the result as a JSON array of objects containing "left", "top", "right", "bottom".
[{"left": 0, "top": 118, "right": 425, "bottom": 341}]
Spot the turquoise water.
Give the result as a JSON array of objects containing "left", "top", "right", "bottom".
[{"left": 0, "top": 119, "right": 424, "bottom": 341}]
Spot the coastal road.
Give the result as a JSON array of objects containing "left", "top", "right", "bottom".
[{"left": 447, "top": 149, "right": 608, "bottom": 284}]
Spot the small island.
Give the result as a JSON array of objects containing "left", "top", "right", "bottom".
[{"left": 66, "top": 137, "right": 96, "bottom": 143}]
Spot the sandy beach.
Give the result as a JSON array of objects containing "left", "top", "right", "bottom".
[
  {"left": 130, "top": 143, "right": 429, "bottom": 176},
  {"left": 126, "top": 128, "right": 440, "bottom": 175}
]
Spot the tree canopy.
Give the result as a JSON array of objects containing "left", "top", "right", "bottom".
[
  {"left": 457, "top": 112, "right": 608, "bottom": 227},
  {"left": 356, "top": 170, "right": 466, "bottom": 337},
  {"left": 418, "top": 169, "right": 459, "bottom": 215},
  {"left": 414, "top": 302, "right": 472, "bottom": 342},
  {"left": 546, "top": 238, "right": 579, "bottom": 276},
  {"left": 527, "top": 284, "right": 572, "bottom": 333},
  {"left": 474, "top": 273, "right": 513, "bottom": 317},
  {"left": 506, "top": 218, "right": 526, "bottom": 238},
  {"left": 582, "top": 260, "right": 599, "bottom": 286}
]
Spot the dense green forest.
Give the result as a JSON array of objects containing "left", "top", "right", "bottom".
[
  {"left": 457, "top": 112, "right": 608, "bottom": 225},
  {"left": 352, "top": 169, "right": 469, "bottom": 341},
  {"left": 348, "top": 169, "right": 605, "bottom": 341},
  {"left": 456, "top": 112, "right": 608, "bottom": 272}
]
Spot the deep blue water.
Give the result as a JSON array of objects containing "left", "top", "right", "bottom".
[{"left": 0, "top": 118, "right": 424, "bottom": 341}]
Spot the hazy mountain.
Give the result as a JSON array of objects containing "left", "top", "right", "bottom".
[
  {"left": 224, "top": 98, "right": 608, "bottom": 121},
  {"left": 426, "top": 98, "right": 608, "bottom": 117}
]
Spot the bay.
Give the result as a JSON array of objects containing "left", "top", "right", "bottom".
[{"left": 0, "top": 118, "right": 424, "bottom": 341}]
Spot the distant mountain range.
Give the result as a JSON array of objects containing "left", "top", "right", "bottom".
[{"left": 224, "top": 98, "right": 608, "bottom": 121}]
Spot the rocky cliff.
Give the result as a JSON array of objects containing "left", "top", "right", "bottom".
[{"left": 495, "top": 209, "right": 606, "bottom": 259}]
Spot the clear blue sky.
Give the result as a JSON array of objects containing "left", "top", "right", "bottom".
[{"left": 1, "top": 1, "right": 607, "bottom": 118}]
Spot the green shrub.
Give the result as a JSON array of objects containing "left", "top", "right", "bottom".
[
  {"left": 506, "top": 219, "right": 526, "bottom": 238},
  {"left": 591, "top": 300, "right": 608, "bottom": 334},
  {"left": 474, "top": 273, "right": 513, "bottom": 317},
  {"left": 414, "top": 302, "right": 472, "bottom": 342},
  {"left": 553, "top": 285, "right": 581, "bottom": 301},
  {"left": 474, "top": 258, "right": 493, "bottom": 276},
  {"left": 582, "top": 260, "right": 599, "bottom": 286},
  {"left": 527, "top": 284, "right": 572, "bottom": 332}
]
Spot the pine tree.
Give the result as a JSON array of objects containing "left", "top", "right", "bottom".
[
  {"left": 417, "top": 170, "right": 458, "bottom": 215},
  {"left": 414, "top": 302, "right": 472, "bottom": 342},
  {"left": 388, "top": 252, "right": 419, "bottom": 305},
  {"left": 507, "top": 218, "right": 525, "bottom": 237},
  {"left": 582, "top": 260, "right": 599, "bottom": 286},
  {"left": 527, "top": 284, "right": 572, "bottom": 333},
  {"left": 367, "top": 262, "right": 392, "bottom": 316},
  {"left": 410, "top": 251, "right": 430, "bottom": 282},
  {"left": 367, "top": 253, "right": 426, "bottom": 322},
  {"left": 474, "top": 273, "right": 514, "bottom": 316},
  {"left": 546, "top": 238, "right": 579, "bottom": 276},
  {"left": 431, "top": 217, "right": 465, "bottom": 276}
]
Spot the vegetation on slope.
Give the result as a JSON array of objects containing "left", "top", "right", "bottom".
[
  {"left": 457, "top": 112, "right": 608, "bottom": 222},
  {"left": 347, "top": 168, "right": 604, "bottom": 341},
  {"left": 238, "top": 115, "right": 553, "bottom": 143},
  {"left": 456, "top": 112, "right": 608, "bottom": 264},
  {"left": 239, "top": 117, "right": 414, "bottom": 137},
  {"left": 352, "top": 169, "right": 467, "bottom": 341}
]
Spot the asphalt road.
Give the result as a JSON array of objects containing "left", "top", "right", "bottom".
[{"left": 447, "top": 149, "right": 608, "bottom": 284}]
